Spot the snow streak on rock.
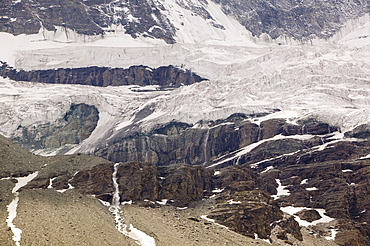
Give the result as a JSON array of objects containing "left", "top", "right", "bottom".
[
  {"left": 271, "top": 179, "right": 290, "bottom": 200},
  {"left": 108, "top": 163, "right": 156, "bottom": 246},
  {"left": 280, "top": 207, "right": 335, "bottom": 227},
  {"left": 6, "top": 171, "right": 38, "bottom": 246}
]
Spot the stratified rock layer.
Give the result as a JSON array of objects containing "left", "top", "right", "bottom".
[{"left": 0, "top": 62, "right": 206, "bottom": 87}]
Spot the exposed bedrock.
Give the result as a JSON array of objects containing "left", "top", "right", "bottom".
[
  {"left": 11, "top": 103, "right": 99, "bottom": 150},
  {"left": 255, "top": 140, "right": 370, "bottom": 246},
  {"left": 212, "top": 0, "right": 368, "bottom": 40},
  {"left": 0, "top": 0, "right": 368, "bottom": 42},
  {"left": 0, "top": 62, "right": 206, "bottom": 87},
  {"left": 46, "top": 162, "right": 213, "bottom": 208},
  {"left": 0, "top": 0, "right": 176, "bottom": 42},
  {"left": 96, "top": 115, "right": 338, "bottom": 167}
]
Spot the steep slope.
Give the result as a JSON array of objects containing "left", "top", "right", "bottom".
[
  {"left": 2, "top": 0, "right": 370, "bottom": 245},
  {"left": 1, "top": 0, "right": 368, "bottom": 43}
]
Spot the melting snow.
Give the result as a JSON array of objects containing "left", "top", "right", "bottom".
[
  {"left": 227, "top": 199, "right": 242, "bottom": 205},
  {"left": 208, "top": 134, "right": 313, "bottom": 168},
  {"left": 272, "top": 179, "right": 290, "bottom": 200},
  {"left": 306, "top": 187, "right": 319, "bottom": 191},
  {"left": 99, "top": 199, "right": 111, "bottom": 207},
  {"left": 201, "top": 215, "right": 228, "bottom": 229},
  {"left": 280, "top": 206, "right": 335, "bottom": 227},
  {"left": 325, "top": 229, "right": 338, "bottom": 240},
  {"left": 47, "top": 177, "right": 57, "bottom": 189},
  {"left": 127, "top": 224, "right": 156, "bottom": 246},
  {"left": 6, "top": 172, "right": 39, "bottom": 246},
  {"left": 359, "top": 154, "right": 370, "bottom": 160},
  {"left": 156, "top": 199, "right": 168, "bottom": 205},
  {"left": 261, "top": 166, "right": 274, "bottom": 173},
  {"left": 107, "top": 163, "right": 156, "bottom": 246},
  {"left": 212, "top": 188, "right": 224, "bottom": 193}
]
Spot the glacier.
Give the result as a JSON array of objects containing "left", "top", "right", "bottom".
[{"left": 1, "top": 2, "right": 370, "bottom": 157}]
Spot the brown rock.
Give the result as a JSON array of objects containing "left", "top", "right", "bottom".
[
  {"left": 70, "top": 163, "right": 114, "bottom": 196},
  {"left": 159, "top": 164, "right": 212, "bottom": 206},
  {"left": 295, "top": 209, "right": 321, "bottom": 222},
  {"left": 116, "top": 162, "right": 158, "bottom": 202}
]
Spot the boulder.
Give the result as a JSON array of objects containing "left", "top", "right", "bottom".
[{"left": 295, "top": 209, "right": 321, "bottom": 222}]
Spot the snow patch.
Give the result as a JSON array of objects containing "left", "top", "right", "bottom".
[
  {"left": 281, "top": 206, "right": 335, "bottom": 227},
  {"left": 272, "top": 179, "right": 290, "bottom": 200},
  {"left": 325, "top": 229, "right": 338, "bottom": 240},
  {"left": 212, "top": 188, "right": 224, "bottom": 193},
  {"left": 6, "top": 171, "right": 39, "bottom": 246},
  {"left": 227, "top": 199, "right": 242, "bottom": 205},
  {"left": 156, "top": 199, "right": 168, "bottom": 205},
  {"left": 306, "top": 187, "right": 318, "bottom": 191},
  {"left": 261, "top": 166, "right": 274, "bottom": 173}
]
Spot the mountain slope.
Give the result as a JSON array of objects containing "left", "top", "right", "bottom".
[
  {"left": 2, "top": 0, "right": 370, "bottom": 245},
  {"left": 1, "top": 0, "right": 369, "bottom": 43}
]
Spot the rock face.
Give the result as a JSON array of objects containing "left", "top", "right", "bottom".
[
  {"left": 295, "top": 209, "right": 322, "bottom": 222},
  {"left": 4, "top": 122, "right": 370, "bottom": 244},
  {"left": 344, "top": 124, "right": 370, "bottom": 139},
  {"left": 158, "top": 164, "right": 212, "bottom": 206},
  {"left": 0, "top": 62, "right": 206, "bottom": 87},
  {"left": 0, "top": 0, "right": 368, "bottom": 42},
  {"left": 11, "top": 103, "right": 99, "bottom": 150},
  {"left": 212, "top": 0, "right": 368, "bottom": 40},
  {"left": 48, "top": 161, "right": 213, "bottom": 207},
  {"left": 95, "top": 114, "right": 337, "bottom": 168},
  {"left": 254, "top": 140, "right": 370, "bottom": 245}
]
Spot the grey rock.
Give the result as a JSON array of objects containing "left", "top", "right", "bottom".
[{"left": 12, "top": 103, "right": 99, "bottom": 150}]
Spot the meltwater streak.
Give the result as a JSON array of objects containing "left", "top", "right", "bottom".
[
  {"left": 109, "top": 163, "right": 156, "bottom": 246},
  {"left": 5, "top": 171, "right": 38, "bottom": 246}
]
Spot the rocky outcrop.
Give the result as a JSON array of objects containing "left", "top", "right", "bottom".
[
  {"left": 49, "top": 161, "right": 213, "bottom": 207},
  {"left": 96, "top": 114, "right": 337, "bottom": 168},
  {"left": 208, "top": 164, "right": 302, "bottom": 241},
  {"left": 1, "top": 0, "right": 368, "bottom": 42},
  {"left": 344, "top": 124, "right": 370, "bottom": 139},
  {"left": 0, "top": 0, "right": 175, "bottom": 42},
  {"left": 158, "top": 164, "right": 212, "bottom": 206},
  {"left": 212, "top": 0, "right": 368, "bottom": 40},
  {"left": 0, "top": 0, "right": 104, "bottom": 36},
  {"left": 254, "top": 140, "right": 370, "bottom": 245},
  {"left": 116, "top": 162, "right": 159, "bottom": 202},
  {"left": 209, "top": 190, "right": 283, "bottom": 239},
  {"left": 0, "top": 62, "right": 206, "bottom": 87},
  {"left": 295, "top": 209, "right": 321, "bottom": 222},
  {"left": 11, "top": 103, "right": 99, "bottom": 150}
]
